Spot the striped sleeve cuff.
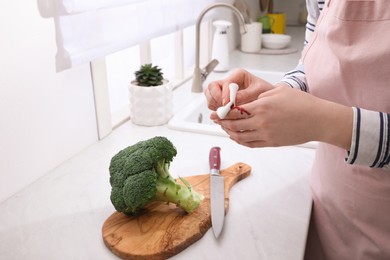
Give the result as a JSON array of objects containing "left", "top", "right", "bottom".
[
  {"left": 279, "top": 63, "right": 309, "bottom": 92},
  {"left": 345, "top": 107, "right": 390, "bottom": 170}
]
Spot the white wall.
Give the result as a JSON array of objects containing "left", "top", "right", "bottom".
[{"left": 0, "top": 1, "right": 98, "bottom": 202}]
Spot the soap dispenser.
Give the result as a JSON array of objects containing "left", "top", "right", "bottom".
[{"left": 212, "top": 20, "right": 232, "bottom": 72}]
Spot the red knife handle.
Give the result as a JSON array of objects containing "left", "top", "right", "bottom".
[{"left": 209, "top": 147, "right": 221, "bottom": 171}]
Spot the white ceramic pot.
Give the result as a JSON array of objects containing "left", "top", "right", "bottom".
[{"left": 129, "top": 79, "right": 173, "bottom": 126}]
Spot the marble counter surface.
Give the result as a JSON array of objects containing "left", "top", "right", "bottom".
[{"left": 0, "top": 26, "right": 315, "bottom": 260}]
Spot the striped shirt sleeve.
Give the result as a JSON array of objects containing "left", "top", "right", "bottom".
[
  {"left": 279, "top": 0, "right": 323, "bottom": 92},
  {"left": 346, "top": 108, "right": 390, "bottom": 170},
  {"left": 280, "top": 63, "right": 308, "bottom": 92}
]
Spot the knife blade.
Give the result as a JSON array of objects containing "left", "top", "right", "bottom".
[{"left": 209, "top": 146, "right": 224, "bottom": 238}]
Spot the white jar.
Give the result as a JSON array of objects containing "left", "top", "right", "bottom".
[{"left": 241, "top": 22, "right": 263, "bottom": 53}]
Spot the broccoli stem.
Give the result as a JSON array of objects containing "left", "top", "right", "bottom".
[
  {"left": 154, "top": 165, "right": 204, "bottom": 213},
  {"left": 155, "top": 160, "right": 175, "bottom": 180}
]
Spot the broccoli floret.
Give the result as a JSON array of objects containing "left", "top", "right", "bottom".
[{"left": 109, "top": 136, "right": 204, "bottom": 215}]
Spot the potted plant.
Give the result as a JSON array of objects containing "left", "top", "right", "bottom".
[{"left": 129, "top": 64, "right": 173, "bottom": 126}]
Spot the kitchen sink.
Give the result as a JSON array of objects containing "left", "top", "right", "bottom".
[
  {"left": 168, "top": 69, "right": 317, "bottom": 149},
  {"left": 168, "top": 89, "right": 227, "bottom": 136}
]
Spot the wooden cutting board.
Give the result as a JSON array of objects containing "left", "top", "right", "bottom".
[{"left": 102, "top": 162, "right": 251, "bottom": 260}]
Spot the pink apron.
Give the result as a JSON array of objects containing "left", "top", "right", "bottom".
[{"left": 302, "top": 1, "right": 390, "bottom": 259}]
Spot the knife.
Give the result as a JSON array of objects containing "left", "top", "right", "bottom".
[{"left": 209, "top": 146, "right": 224, "bottom": 238}]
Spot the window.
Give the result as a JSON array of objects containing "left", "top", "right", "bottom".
[
  {"left": 105, "top": 46, "right": 140, "bottom": 126},
  {"left": 105, "top": 24, "right": 200, "bottom": 129},
  {"left": 39, "top": 0, "right": 222, "bottom": 138}
]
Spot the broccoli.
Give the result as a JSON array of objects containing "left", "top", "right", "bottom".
[{"left": 109, "top": 136, "right": 204, "bottom": 215}]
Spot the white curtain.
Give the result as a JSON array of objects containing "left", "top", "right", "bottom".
[{"left": 38, "top": 0, "right": 217, "bottom": 72}]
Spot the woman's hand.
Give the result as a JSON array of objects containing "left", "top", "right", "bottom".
[
  {"left": 204, "top": 68, "right": 275, "bottom": 111},
  {"left": 213, "top": 86, "right": 353, "bottom": 150}
]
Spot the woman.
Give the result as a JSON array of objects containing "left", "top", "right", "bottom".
[{"left": 204, "top": 0, "right": 390, "bottom": 259}]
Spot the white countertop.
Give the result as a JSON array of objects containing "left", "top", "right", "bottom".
[{"left": 0, "top": 27, "right": 316, "bottom": 260}]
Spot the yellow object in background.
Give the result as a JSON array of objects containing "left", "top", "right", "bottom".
[{"left": 267, "top": 12, "right": 286, "bottom": 34}]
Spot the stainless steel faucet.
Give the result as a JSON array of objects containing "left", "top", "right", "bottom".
[{"left": 192, "top": 3, "right": 247, "bottom": 93}]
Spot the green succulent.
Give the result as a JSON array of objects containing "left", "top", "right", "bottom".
[{"left": 134, "top": 64, "right": 164, "bottom": 87}]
